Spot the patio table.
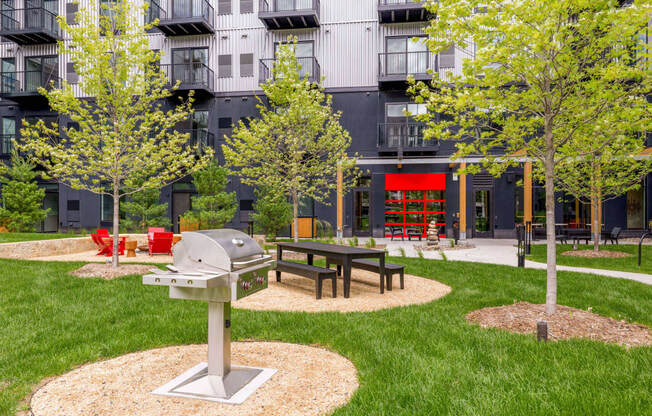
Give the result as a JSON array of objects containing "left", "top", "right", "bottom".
[{"left": 276, "top": 242, "right": 385, "bottom": 298}]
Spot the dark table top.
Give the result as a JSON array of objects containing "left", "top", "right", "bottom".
[{"left": 276, "top": 241, "right": 385, "bottom": 256}]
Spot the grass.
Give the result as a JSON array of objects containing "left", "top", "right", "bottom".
[
  {"left": 528, "top": 243, "right": 652, "bottom": 275},
  {"left": 0, "top": 258, "right": 651, "bottom": 415},
  {"left": 0, "top": 233, "right": 84, "bottom": 244}
]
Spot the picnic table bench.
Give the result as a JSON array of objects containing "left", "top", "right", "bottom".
[{"left": 276, "top": 260, "right": 336, "bottom": 300}]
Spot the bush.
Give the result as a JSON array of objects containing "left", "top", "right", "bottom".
[
  {"left": 182, "top": 160, "right": 236, "bottom": 230},
  {"left": 251, "top": 188, "right": 293, "bottom": 241},
  {"left": 121, "top": 187, "right": 170, "bottom": 232},
  {"left": 315, "top": 219, "right": 334, "bottom": 239}
]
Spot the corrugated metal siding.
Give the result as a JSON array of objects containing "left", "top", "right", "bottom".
[{"left": 0, "top": 0, "right": 470, "bottom": 95}]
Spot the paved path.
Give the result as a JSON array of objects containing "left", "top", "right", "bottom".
[{"left": 358, "top": 237, "right": 652, "bottom": 286}]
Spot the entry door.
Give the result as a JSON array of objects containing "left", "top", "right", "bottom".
[
  {"left": 353, "top": 189, "right": 371, "bottom": 236},
  {"left": 172, "top": 48, "right": 208, "bottom": 84},
  {"left": 40, "top": 192, "right": 59, "bottom": 232},
  {"left": 172, "top": 192, "right": 192, "bottom": 233},
  {"left": 474, "top": 189, "right": 493, "bottom": 238}
]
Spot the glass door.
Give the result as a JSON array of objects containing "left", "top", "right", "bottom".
[
  {"left": 627, "top": 187, "right": 644, "bottom": 229},
  {"left": 25, "top": 56, "right": 58, "bottom": 92},
  {"left": 353, "top": 178, "right": 371, "bottom": 236},
  {"left": 1, "top": 117, "right": 14, "bottom": 155},
  {"left": 385, "top": 103, "right": 426, "bottom": 149},
  {"left": 385, "top": 36, "right": 427, "bottom": 75},
  {"left": 172, "top": 48, "right": 208, "bottom": 85},
  {"left": 474, "top": 190, "right": 493, "bottom": 238},
  {"left": 275, "top": 41, "right": 314, "bottom": 79}
]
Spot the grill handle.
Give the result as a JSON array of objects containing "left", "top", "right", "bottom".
[{"left": 232, "top": 255, "right": 271, "bottom": 268}]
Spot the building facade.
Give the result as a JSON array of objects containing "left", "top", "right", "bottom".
[{"left": 0, "top": 0, "right": 649, "bottom": 237}]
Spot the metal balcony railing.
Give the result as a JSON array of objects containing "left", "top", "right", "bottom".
[
  {"left": 0, "top": 70, "right": 61, "bottom": 95},
  {"left": 146, "top": 0, "right": 164, "bottom": 24},
  {"left": 259, "top": 57, "right": 320, "bottom": 84},
  {"left": 259, "top": 0, "right": 320, "bottom": 13},
  {"left": 159, "top": 63, "right": 214, "bottom": 92},
  {"left": 379, "top": 0, "right": 424, "bottom": 4},
  {"left": 177, "top": 128, "right": 214, "bottom": 149},
  {"left": 0, "top": 134, "right": 13, "bottom": 156},
  {"left": 377, "top": 123, "right": 438, "bottom": 150},
  {"left": 379, "top": 51, "right": 432, "bottom": 78},
  {"left": 161, "top": 0, "right": 214, "bottom": 21},
  {"left": 0, "top": 7, "right": 60, "bottom": 36}
]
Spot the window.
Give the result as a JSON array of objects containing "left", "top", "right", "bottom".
[
  {"left": 240, "top": 199, "right": 254, "bottom": 211},
  {"left": 25, "top": 56, "right": 58, "bottom": 92},
  {"left": 218, "top": 54, "right": 232, "bottom": 78},
  {"left": 218, "top": 117, "right": 232, "bottom": 129},
  {"left": 172, "top": 48, "right": 208, "bottom": 85},
  {"left": 66, "top": 2, "right": 78, "bottom": 25},
  {"left": 240, "top": 0, "right": 253, "bottom": 13},
  {"left": 384, "top": 179, "right": 446, "bottom": 238},
  {"left": 514, "top": 173, "right": 523, "bottom": 225},
  {"left": 67, "top": 200, "right": 80, "bottom": 211},
  {"left": 1, "top": 117, "right": 14, "bottom": 156},
  {"left": 384, "top": 36, "right": 428, "bottom": 75},
  {"left": 99, "top": 0, "right": 119, "bottom": 35},
  {"left": 627, "top": 187, "right": 645, "bottom": 229},
  {"left": 440, "top": 44, "right": 455, "bottom": 68},
  {"left": 66, "top": 62, "right": 78, "bottom": 84},
  {"left": 383, "top": 103, "right": 427, "bottom": 148},
  {"left": 240, "top": 53, "right": 253, "bottom": 77},
  {"left": 1, "top": 58, "right": 16, "bottom": 93},
  {"left": 218, "top": 0, "right": 231, "bottom": 15},
  {"left": 274, "top": 41, "right": 315, "bottom": 79},
  {"left": 101, "top": 194, "right": 112, "bottom": 222}
]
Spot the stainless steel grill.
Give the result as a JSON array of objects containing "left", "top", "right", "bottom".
[{"left": 143, "top": 229, "right": 277, "bottom": 404}]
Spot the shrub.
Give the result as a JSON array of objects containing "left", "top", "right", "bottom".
[{"left": 251, "top": 187, "right": 293, "bottom": 241}]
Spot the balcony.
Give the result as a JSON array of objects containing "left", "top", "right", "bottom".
[
  {"left": 0, "top": 135, "right": 13, "bottom": 158},
  {"left": 0, "top": 7, "right": 62, "bottom": 45},
  {"left": 377, "top": 123, "right": 439, "bottom": 156},
  {"left": 176, "top": 128, "right": 215, "bottom": 151},
  {"left": 259, "top": 57, "right": 321, "bottom": 84},
  {"left": 153, "top": 0, "right": 215, "bottom": 36},
  {"left": 259, "top": 0, "right": 320, "bottom": 30},
  {"left": 378, "top": 0, "right": 431, "bottom": 24},
  {"left": 0, "top": 70, "right": 61, "bottom": 104},
  {"left": 160, "top": 63, "right": 215, "bottom": 96},
  {"left": 378, "top": 51, "right": 436, "bottom": 86}
]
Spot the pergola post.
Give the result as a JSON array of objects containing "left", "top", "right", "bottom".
[
  {"left": 524, "top": 162, "right": 533, "bottom": 225},
  {"left": 336, "top": 163, "right": 343, "bottom": 241},
  {"left": 459, "top": 163, "right": 467, "bottom": 240}
]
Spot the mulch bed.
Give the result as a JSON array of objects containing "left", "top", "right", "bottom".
[
  {"left": 70, "top": 264, "right": 158, "bottom": 280},
  {"left": 562, "top": 250, "right": 632, "bottom": 258},
  {"left": 467, "top": 302, "right": 652, "bottom": 347}
]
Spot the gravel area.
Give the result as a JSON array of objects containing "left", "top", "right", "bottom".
[
  {"left": 33, "top": 250, "right": 173, "bottom": 263},
  {"left": 30, "top": 342, "right": 358, "bottom": 416},
  {"left": 467, "top": 302, "right": 652, "bottom": 347},
  {"left": 562, "top": 250, "right": 632, "bottom": 258},
  {"left": 70, "top": 264, "right": 159, "bottom": 279},
  {"left": 234, "top": 269, "right": 451, "bottom": 313}
]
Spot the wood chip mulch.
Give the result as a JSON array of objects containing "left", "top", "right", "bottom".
[
  {"left": 29, "top": 342, "right": 359, "bottom": 416},
  {"left": 562, "top": 250, "right": 632, "bottom": 259},
  {"left": 466, "top": 302, "right": 652, "bottom": 347},
  {"left": 70, "top": 263, "right": 157, "bottom": 280}
]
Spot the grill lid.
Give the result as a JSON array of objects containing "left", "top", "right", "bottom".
[{"left": 173, "top": 229, "right": 264, "bottom": 271}]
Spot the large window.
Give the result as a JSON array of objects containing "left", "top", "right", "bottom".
[
  {"left": 384, "top": 174, "right": 446, "bottom": 237},
  {"left": 274, "top": 40, "right": 314, "bottom": 79},
  {"left": 24, "top": 56, "right": 58, "bottom": 92},
  {"left": 172, "top": 47, "right": 208, "bottom": 84},
  {"left": 382, "top": 103, "right": 427, "bottom": 149},
  {"left": 627, "top": 186, "right": 645, "bottom": 229},
  {"left": 384, "top": 36, "right": 428, "bottom": 75},
  {"left": 1, "top": 117, "right": 14, "bottom": 156}
]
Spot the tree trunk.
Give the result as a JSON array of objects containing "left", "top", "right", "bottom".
[
  {"left": 544, "top": 118, "right": 557, "bottom": 316},
  {"left": 292, "top": 189, "right": 299, "bottom": 243},
  {"left": 592, "top": 195, "right": 600, "bottom": 252},
  {"left": 112, "top": 184, "right": 120, "bottom": 269}
]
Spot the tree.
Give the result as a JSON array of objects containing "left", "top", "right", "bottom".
[
  {"left": 183, "top": 160, "right": 236, "bottom": 230},
  {"left": 412, "top": 0, "right": 650, "bottom": 314},
  {"left": 223, "top": 38, "right": 358, "bottom": 242},
  {"left": 19, "top": 1, "right": 212, "bottom": 267},
  {"left": 121, "top": 187, "right": 171, "bottom": 233},
  {"left": 0, "top": 149, "right": 49, "bottom": 232},
  {"left": 555, "top": 113, "right": 651, "bottom": 252},
  {"left": 252, "top": 187, "right": 293, "bottom": 241}
]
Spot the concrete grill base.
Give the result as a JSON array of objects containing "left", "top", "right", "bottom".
[{"left": 30, "top": 342, "right": 358, "bottom": 416}]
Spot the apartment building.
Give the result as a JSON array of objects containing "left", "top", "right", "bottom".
[{"left": 0, "top": 0, "right": 649, "bottom": 238}]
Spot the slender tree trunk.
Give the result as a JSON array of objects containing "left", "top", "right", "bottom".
[
  {"left": 112, "top": 183, "right": 120, "bottom": 269},
  {"left": 592, "top": 164, "right": 601, "bottom": 252},
  {"left": 544, "top": 117, "right": 557, "bottom": 316},
  {"left": 292, "top": 189, "right": 299, "bottom": 242}
]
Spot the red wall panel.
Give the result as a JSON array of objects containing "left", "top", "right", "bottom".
[{"left": 385, "top": 173, "right": 446, "bottom": 191}]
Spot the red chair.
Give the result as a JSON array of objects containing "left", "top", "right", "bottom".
[
  {"left": 149, "top": 232, "right": 173, "bottom": 256},
  {"left": 91, "top": 233, "right": 111, "bottom": 256},
  {"left": 97, "top": 229, "right": 110, "bottom": 237},
  {"left": 100, "top": 236, "right": 126, "bottom": 257}
]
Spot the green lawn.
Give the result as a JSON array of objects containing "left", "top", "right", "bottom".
[
  {"left": 528, "top": 243, "right": 652, "bottom": 275},
  {"left": 0, "top": 233, "right": 84, "bottom": 244},
  {"left": 1, "top": 258, "right": 651, "bottom": 415}
]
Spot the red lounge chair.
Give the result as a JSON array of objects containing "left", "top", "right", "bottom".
[
  {"left": 149, "top": 232, "right": 173, "bottom": 256},
  {"left": 97, "top": 229, "right": 110, "bottom": 236},
  {"left": 91, "top": 233, "right": 111, "bottom": 256},
  {"left": 100, "top": 236, "right": 126, "bottom": 257}
]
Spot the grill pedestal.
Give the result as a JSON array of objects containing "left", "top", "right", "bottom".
[{"left": 152, "top": 302, "right": 276, "bottom": 404}]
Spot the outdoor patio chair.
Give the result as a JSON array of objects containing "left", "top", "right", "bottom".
[
  {"left": 601, "top": 226, "right": 622, "bottom": 245},
  {"left": 100, "top": 236, "right": 126, "bottom": 257},
  {"left": 386, "top": 226, "right": 404, "bottom": 241},
  {"left": 91, "top": 233, "right": 111, "bottom": 256},
  {"left": 149, "top": 232, "right": 173, "bottom": 256},
  {"left": 97, "top": 228, "right": 110, "bottom": 237}
]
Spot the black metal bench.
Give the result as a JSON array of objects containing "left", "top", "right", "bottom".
[{"left": 275, "top": 260, "right": 337, "bottom": 299}]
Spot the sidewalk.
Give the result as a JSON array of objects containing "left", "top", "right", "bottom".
[{"left": 356, "top": 237, "right": 652, "bottom": 286}]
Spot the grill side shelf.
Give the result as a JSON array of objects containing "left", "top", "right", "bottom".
[{"left": 142, "top": 273, "right": 227, "bottom": 289}]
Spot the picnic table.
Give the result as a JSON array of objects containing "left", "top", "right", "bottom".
[{"left": 276, "top": 241, "right": 385, "bottom": 298}]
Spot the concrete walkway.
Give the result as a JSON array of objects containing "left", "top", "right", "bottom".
[{"left": 357, "top": 237, "right": 652, "bottom": 286}]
